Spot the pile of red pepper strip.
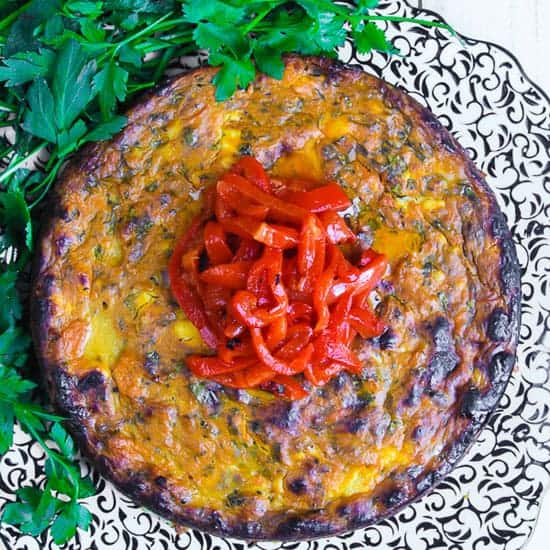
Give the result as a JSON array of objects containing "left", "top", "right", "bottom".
[{"left": 169, "top": 157, "right": 388, "bottom": 400}]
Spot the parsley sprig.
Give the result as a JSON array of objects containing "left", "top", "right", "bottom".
[
  {"left": 0, "top": 271, "right": 95, "bottom": 545},
  {"left": 0, "top": 0, "right": 454, "bottom": 545}
]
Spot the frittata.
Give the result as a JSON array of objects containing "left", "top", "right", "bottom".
[{"left": 32, "top": 56, "right": 520, "bottom": 540}]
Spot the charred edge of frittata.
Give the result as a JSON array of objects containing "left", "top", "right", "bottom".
[
  {"left": 31, "top": 55, "right": 521, "bottom": 541},
  {"left": 382, "top": 83, "right": 522, "bottom": 351}
]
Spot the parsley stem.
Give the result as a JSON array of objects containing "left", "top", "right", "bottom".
[
  {"left": 242, "top": 5, "right": 274, "bottom": 35},
  {"left": 135, "top": 36, "right": 194, "bottom": 54},
  {"left": 22, "top": 404, "right": 65, "bottom": 422},
  {"left": 143, "top": 17, "right": 190, "bottom": 34},
  {"left": 0, "top": 144, "right": 14, "bottom": 158},
  {"left": 113, "top": 12, "right": 177, "bottom": 55},
  {"left": 0, "top": 0, "right": 32, "bottom": 32},
  {"left": 0, "top": 142, "right": 47, "bottom": 184},
  {"left": 156, "top": 30, "right": 194, "bottom": 43},
  {"left": 28, "top": 159, "right": 63, "bottom": 209},
  {"left": 127, "top": 81, "right": 155, "bottom": 93},
  {"left": 44, "top": 150, "right": 59, "bottom": 172},
  {"left": 15, "top": 408, "right": 51, "bottom": 456},
  {"left": 153, "top": 46, "right": 176, "bottom": 82},
  {"left": 0, "top": 100, "right": 15, "bottom": 112},
  {"left": 92, "top": 15, "right": 188, "bottom": 66}
]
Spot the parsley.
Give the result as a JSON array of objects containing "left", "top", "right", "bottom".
[
  {"left": 0, "top": 273, "right": 95, "bottom": 545},
  {"left": 438, "top": 291, "right": 449, "bottom": 311},
  {"left": 183, "top": 1, "right": 455, "bottom": 99},
  {"left": 0, "top": 0, "right": 456, "bottom": 545},
  {"left": 189, "top": 381, "right": 219, "bottom": 409}
]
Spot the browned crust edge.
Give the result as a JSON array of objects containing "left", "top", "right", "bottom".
[{"left": 31, "top": 55, "right": 521, "bottom": 541}]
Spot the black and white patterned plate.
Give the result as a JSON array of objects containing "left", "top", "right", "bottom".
[{"left": 1, "top": 1, "right": 549, "bottom": 548}]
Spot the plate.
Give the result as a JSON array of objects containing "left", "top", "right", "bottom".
[{"left": 1, "top": 1, "right": 549, "bottom": 548}]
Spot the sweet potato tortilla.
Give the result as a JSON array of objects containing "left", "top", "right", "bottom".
[{"left": 32, "top": 56, "right": 520, "bottom": 540}]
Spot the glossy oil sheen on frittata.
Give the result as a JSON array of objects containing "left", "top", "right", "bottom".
[{"left": 33, "top": 57, "right": 519, "bottom": 539}]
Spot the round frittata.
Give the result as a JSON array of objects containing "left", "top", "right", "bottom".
[{"left": 32, "top": 56, "right": 520, "bottom": 540}]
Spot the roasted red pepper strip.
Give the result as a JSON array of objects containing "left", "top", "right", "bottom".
[
  {"left": 215, "top": 192, "right": 232, "bottom": 221},
  {"left": 203, "top": 221, "right": 232, "bottom": 264},
  {"left": 221, "top": 215, "right": 299, "bottom": 249},
  {"left": 218, "top": 215, "right": 260, "bottom": 240},
  {"left": 250, "top": 327, "right": 306, "bottom": 375},
  {"left": 199, "top": 261, "right": 252, "bottom": 289},
  {"left": 327, "top": 253, "right": 388, "bottom": 304},
  {"left": 298, "top": 215, "right": 326, "bottom": 295},
  {"left": 350, "top": 307, "right": 385, "bottom": 339},
  {"left": 200, "top": 283, "right": 231, "bottom": 334},
  {"left": 283, "top": 183, "right": 351, "bottom": 213},
  {"left": 254, "top": 223, "right": 299, "bottom": 249},
  {"left": 267, "top": 248, "right": 288, "bottom": 310},
  {"left": 358, "top": 248, "right": 382, "bottom": 267},
  {"left": 216, "top": 184, "right": 271, "bottom": 220},
  {"left": 265, "top": 315, "right": 288, "bottom": 350},
  {"left": 201, "top": 185, "right": 217, "bottom": 217},
  {"left": 330, "top": 293, "right": 354, "bottom": 343},
  {"left": 170, "top": 156, "right": 388, "bottom": 400},
  {"left": 353, "top": 289, "right": 370, "bottom": 310},
  {"left": 218, "top": 175, "right": 307, "bottom": 224},
  {"left": 201, "top": 284, "right": 231, "bottom": 311},
  {"left": 305, "top": 362, "right": 345, "bottom": 387},
  {"left": 320, "top": 211, "right": 356, "bottom": 244},
  {"left": 169, "top": 274, "right": 218, "bottom": 349},
  {"left": 247, "top": 247, "right": 286, "bottom": 309},
  {"left": 217, "top": 336, "right": 255, "bottom": 363},
  {"left": 187, "top": 356, "right": 255, "bottom": 376},
  {"left": 230, "top": 156, "right": 271, "bottom": 193},
  {"left": 233, "top": 238, "right": 262, "bottom": 261},
  {"left": 312, "top": 330, "right": 362, "bottom": 373},
  {"left": 287, "top": 302, "right": 314, "bottom": 325},
  {"left": 274, "top": 177, "right": 317, "bottom": 193},
  {"left": 313, "top": 244, "right": 340, "bottom": 332},
  {"left": 247, "top": 261, "right": 271, "bottom": 307},
  {"left": 168, "top": 217, "right": 218, "bottom": 349},
  {"left": 304, "top": 364, "right": 323, "bottom": 386},
  {"left": 231, "top": 290, "right": 284, "bottom": 328},
  {"left": 224, "top": 317, "right": 246, "bottom": 338},
  {"left": 286, "top": 343, "right": 314, "bottom": 373},
  {"left": 210, "top": 364, "right": 276, "bottom": 389},
  {"left": 297, "top": 215, "right": 317, "bottom": 274},
  {"left": 241, "top": 364, "right": 277, "bottom": 387},
  {"left": 276, "top": 324, "right": 313, "bottom": 359},
  {"left": 268, "top": 375, "right": 309, "bottom": 400}
]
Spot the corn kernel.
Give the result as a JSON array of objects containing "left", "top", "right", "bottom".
[
  {"left": 220, "top": 128, "right": 241, "bottom": 157},
  {"left": 84, "top": 311, "right": 123, "bottom": 368},
  {"left": 322, "top": 116, "right": 351, "bottom": 139},
  {"left": 422, "top": 198, "right": 445, "bottom": 211},
  {"left": 173, "top": 320, "right": 204, "bottom": 349},
  {"left": 165, "top": 120, "right": 183, "bottom": 140},
  {"left": 104, "top": 238, "right": 123, "bottom": 267},
  {"left": 338, "top": 466, "right": 377, "bottom": 497},
  {"left": 134, "top": 290, "right": 157, "bottom": 310}
]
